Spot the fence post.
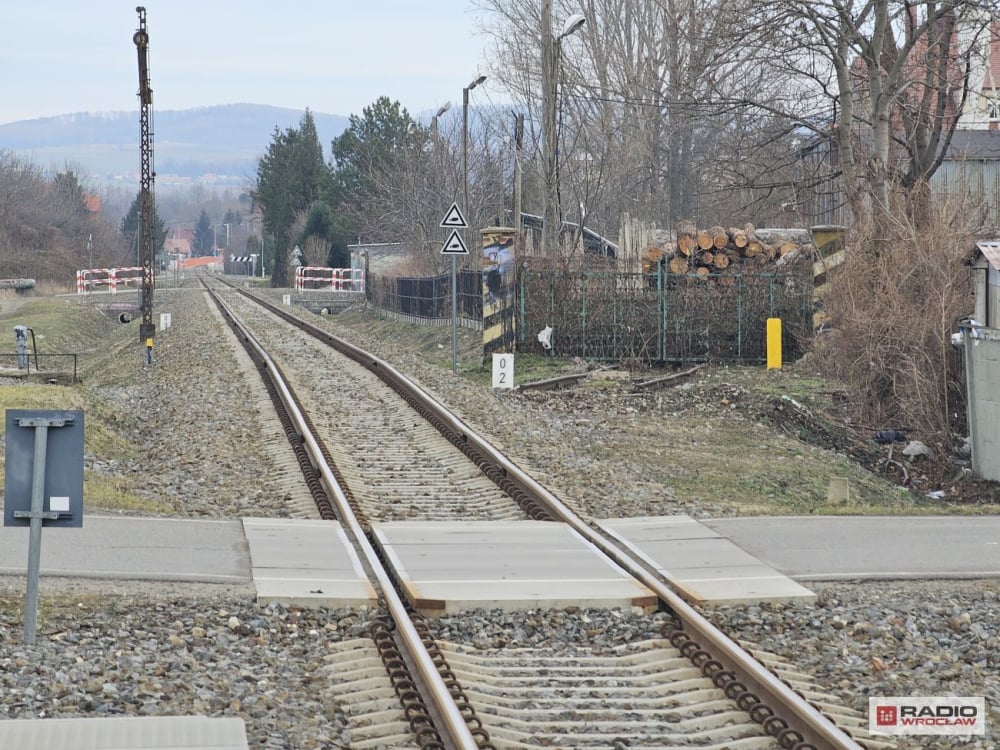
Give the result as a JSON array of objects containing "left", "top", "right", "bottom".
[
  {"left": 767, "top": 318, "right": 782, "bottom": 369},
  {"left": 737, "top": 274, "right": 744, "bottom": 359},
  {"left": 659, "top": 264, "right": 667, "bottom": 362}
]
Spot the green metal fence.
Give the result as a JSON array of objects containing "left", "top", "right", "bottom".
[
  {"left": 517, "top": 267, "right": 813, "bottom": 364},
  {"left": 365, "top": 264, "right": 814, "bottom": 365}
]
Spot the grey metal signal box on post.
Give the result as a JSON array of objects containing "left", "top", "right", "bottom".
[{"left": 4, "top": 409, "right": 84, "bottom": 644}]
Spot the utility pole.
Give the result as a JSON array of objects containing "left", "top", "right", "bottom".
[
  {"left": 540, "top": 0, "right": 557, "bottom": 255},
  {"left": 133, "top": 7, "right": 155, "bottom": 342},
  {"left": 541, "top": 6, "right": 586, "bottom": 256},
  {"left": 513, "top": 113, "right": 524, "bottom": 235}
]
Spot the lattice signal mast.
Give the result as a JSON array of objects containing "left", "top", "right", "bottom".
[{"left": 133, "top": 6, "right": 155, "bottom": 341}]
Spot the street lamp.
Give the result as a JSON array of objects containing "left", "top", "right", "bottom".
[
  {"left": 455, "top": 75, "right": 486, "bottom": 375},
  {"left": 463, "top": 75, "right": 486, "bottom": 220},
  {"left": 541, "top": 10, "right": 586, "bottom": 255},
  {"left": 431, "top": 100, "right": 451, "bottom": 142}
]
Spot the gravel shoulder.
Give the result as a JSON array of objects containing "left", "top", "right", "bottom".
[{"left": 0, "top": 286, "right": 997, "bottom": 748}]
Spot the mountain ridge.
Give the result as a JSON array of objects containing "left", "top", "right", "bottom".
[{"left": 0, "top": 104, "right": 352, "bottom": 184}]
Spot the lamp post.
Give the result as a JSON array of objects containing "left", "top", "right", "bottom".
[
  {"left": 431, "top": 100, "right": 451, "bottom": 143},
  {"left": 541, "top": 8, "right": 586, "bottom": 255},
  {"left": 455, "top": 74, "right": 486, "bottom": 375},
  {"left": 463, "top": 75, "right": 486, "bottom": 222}
]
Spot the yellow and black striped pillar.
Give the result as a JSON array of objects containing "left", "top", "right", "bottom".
[{"left": 481, "top": 227, "right": 518, "bottom": 356}]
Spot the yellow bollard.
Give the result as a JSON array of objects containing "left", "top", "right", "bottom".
[{"left": 766, "top": 318, "right": 782, "bottom": 370}]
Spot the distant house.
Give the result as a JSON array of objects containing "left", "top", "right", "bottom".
[
  {"left": 931, "top": 21, "right": 1000, "bottom": 227},
  {"left": 954, "top": 19, "right": 1000, "bottom": 130},
  {"left": 802, "top": 15, "right": 1000, "bottom": 227},
  {"left": 163, "top": 237, "right": 191, "bottom": 257}
]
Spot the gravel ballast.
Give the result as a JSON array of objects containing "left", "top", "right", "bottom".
[{"left": 0, "top": 287, "right": 996, "bottom": 749}]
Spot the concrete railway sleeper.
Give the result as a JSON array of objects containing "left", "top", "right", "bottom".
[{"left": 198, "top": 275, "right": 880, "bottom": 749}]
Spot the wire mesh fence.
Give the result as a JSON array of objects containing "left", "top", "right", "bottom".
[
  {"left": 367, "top": 265, "right": 813, "bottom": 365},
  {"left": 518, "top": 268, "right": 813, "bottom": 364},
  {"left": 368, "top": 270, "right": 482, "bottom": 322}
]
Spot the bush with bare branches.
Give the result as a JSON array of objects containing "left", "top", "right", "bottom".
[{"left": 814, "top": 205, "right": 974, "bottom": 444}]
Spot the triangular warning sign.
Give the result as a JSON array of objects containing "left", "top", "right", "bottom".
[
  {"left": 440, "top": 230, "right": 470, "bottom": 255},
  {"left": 440, "top": 203, "right": 468, "bottom": 229}
]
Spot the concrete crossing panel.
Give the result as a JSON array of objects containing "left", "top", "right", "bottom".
[
  {"left": 0, "top": 716, "right": 248, "bottom": 750},
  {"left": 599, "top": 516, "right": 816, "bottom": 605},
  {"left": 242, "top": 518, "right": 377, "bottom": 608},
  {"left": 373, "top": 520, "right": 657, "bottom": 615}
]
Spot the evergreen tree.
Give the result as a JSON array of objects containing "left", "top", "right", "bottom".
[
  {"left": 120, "top": 193, "right": 167, "bottom": 266},
  {"left": 255, "top": 109, "right": 331, "bottom": 286},
  {"left": 51, "top": 171, "right": 90, "bottom": 221},
  {"left": 330, "top": 96, "right": 417, "bottom": 241},
  {"left": 193, "top": 210, "right": 214, "bottom": 256}
]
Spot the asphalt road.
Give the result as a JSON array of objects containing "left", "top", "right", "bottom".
[
  {"left": 705, "top": 515, "right": 1000, "bottom": 579},
  {"left": 0, "top": 516, "right": 249, "bottom": 583}
]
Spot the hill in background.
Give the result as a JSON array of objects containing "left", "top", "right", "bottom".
[{"left": 0, "top": 104, "right": 350, "bottom": 187}]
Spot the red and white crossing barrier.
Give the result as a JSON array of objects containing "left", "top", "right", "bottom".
[
  {"left": 77, "top": 268, "right": 112, "bottom": 294},
  {"left": 76, "top": 267, "right": 146, "bottom": 294},
  {"left": 294, "top": 266, "right": 365, "bottom": 292}
]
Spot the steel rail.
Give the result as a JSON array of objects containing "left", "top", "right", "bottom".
[
  {"left": 396, "top": 381, "right": 865, "bottom": 750},
  {"left": 237, "top": 288, "right": 865, "bottom": 750},
  {"left": 206, "top": 285, "right": 481, "bottom": 749}
]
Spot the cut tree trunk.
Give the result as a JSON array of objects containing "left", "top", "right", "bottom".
[
  {"left": 668, "top": 256, "right": 689, "bottom": 274},
  {"left": 675, "top": 220, "right": 697, "bottom": 257},
  {"left": 709, "top": 225, "right": 728, "bottom": 250}
]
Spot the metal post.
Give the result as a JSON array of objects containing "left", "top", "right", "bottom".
[
  {"left": 23, "top": 421, "right": 49, "bottom": 644},
  {"left": 11, "top": 417, "right": 73, "bottom": 645},
  {"left": 513, "top": 114, "right": 524, "bottom": 234},
  {"left": 460, "top": 75, "right": 486, "bottom": 375},
  {"left": 463, "top": 86, "right": 470, "bottom": 234},
  {"left": 452, "top": 255, "right": 458, "bottom": 373},
  {"left": 541, "top": 10, "right": 586, "bottom": 256},
  {"left": 541, "top": 5, "right": 558, "bottom": 255}
]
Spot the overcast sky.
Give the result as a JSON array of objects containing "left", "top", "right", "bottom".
[{"left": 0, "top": 1, "right": 495, "bottom": 125}]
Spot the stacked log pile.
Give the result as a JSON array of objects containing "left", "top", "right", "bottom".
[{"left": 643, "top": 222, "right": 814, "bottom": 277}]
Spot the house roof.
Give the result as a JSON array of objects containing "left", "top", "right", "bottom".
[
  {"left": 946, "top": 129, "right": 1000, "bottom": 159},
  {"left": 164, "top": 238, "right": 191, "bottom": 255},
  {"left": 976, "top": 241, "right": 1000, "bottom": 270}
]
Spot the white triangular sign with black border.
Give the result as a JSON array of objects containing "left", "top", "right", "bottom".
[
  {"left": 440, "top": 230, "right": 470, "bottom": 255},
  {"left": 440, "top": 203, "right": 468, "bottom": 229}
]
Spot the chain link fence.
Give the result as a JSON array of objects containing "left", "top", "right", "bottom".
[{"left": 367, "top": 265, "right": 813, "bottom": 365}]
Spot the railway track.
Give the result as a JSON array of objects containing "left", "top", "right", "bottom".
[{"left": 199, "top": 276, "right": 891, "bottom": 750}]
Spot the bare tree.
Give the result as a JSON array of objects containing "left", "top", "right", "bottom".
[
  {"left": 743, "top": 0, "right": 999, "bottom": 231},
  {"left": 474, "top": 0, "right": 780, "bottom": 245},
  {"left": 0, "top": 152, "right": 125, "bottom": 284}
]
